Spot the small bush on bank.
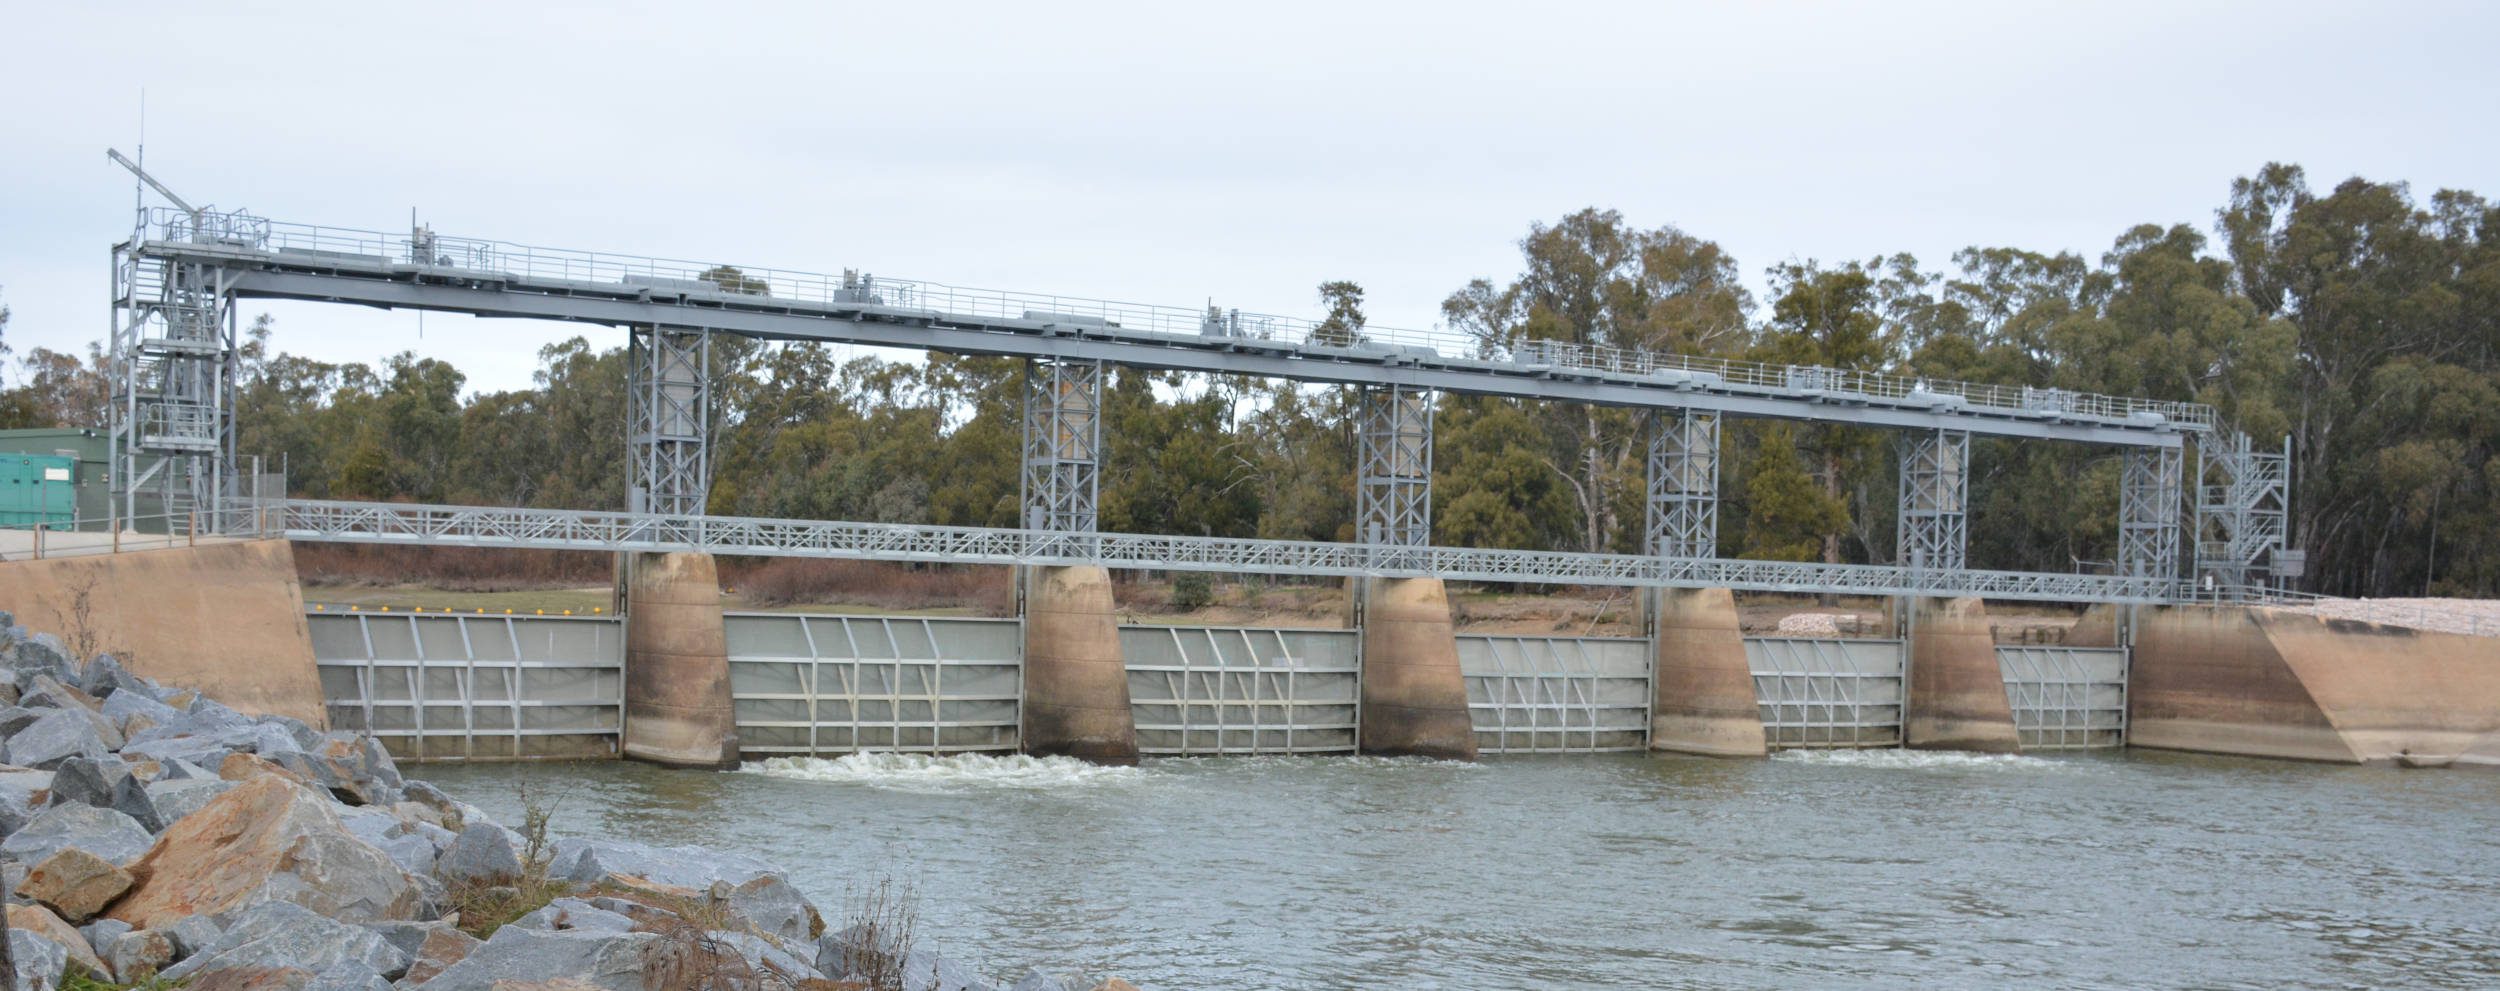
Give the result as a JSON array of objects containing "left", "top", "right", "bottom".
[
  {"left": 1168, "top": 572, "right": 1214, "bottom": 611},
  {"left": 725, "top": 557, "right": 1011, "bottom": 614}
]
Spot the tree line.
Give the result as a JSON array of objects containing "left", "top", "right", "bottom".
[{"left": 1, "top": 162, "right": 2491, "bottom": 598}]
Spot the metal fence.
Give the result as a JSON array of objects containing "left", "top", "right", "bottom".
[
  {"left": 308, "top": 613, "right": 624, "bottom": 761},
  {"left": 1996, "top": 646, "right": 2129, "bottom": 749},
  {"left": 1457, "top": 635, "right": 1652, "bottom": 753},
  {"left": 1746, "top": 638, "right": 1907, "bottom": 749},
  {"left": 723, "top": 613, "right": 1022, "bottom": 756},
  {"left": 1122, "top": 626, "right": 1360, "bottom": 755}
]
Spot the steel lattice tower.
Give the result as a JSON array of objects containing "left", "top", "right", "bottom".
[
  {"left": 627, "top": 326, "right": 712, "bottom": 516},
  {"left": 1022, "top": 358, "right": 1104, "bottom": 534},
  {"left": 109, "top": 211, "right": 245, "bottom": 533},
  {"left": 2118, "top": 445, "right": 2184, "bottom": 583},
  {"left": 1897, "top": 429, "right": 1969, "bottom": 571},
  {"left": 1645, "top": 410, "right": 1719, "bottom": 559},
  {"left": 1356, "top": 384, "right": 1433, "bottom": 554}
]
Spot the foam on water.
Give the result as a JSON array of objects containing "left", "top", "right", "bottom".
[
  {"left": 740, "top": 752, "right": 1147, "bottom": 793},
  {"left": 1771, "top": 748, "right": 2073, "bottom": 772}
]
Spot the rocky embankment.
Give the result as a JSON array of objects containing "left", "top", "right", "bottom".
[{"left": 0, "top": 613, "right": 1135, "bottom": 991}]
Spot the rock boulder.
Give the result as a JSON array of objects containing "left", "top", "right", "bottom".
[
  {"left": 108, "top": 774, "right": 426, "bottom": 929},
  {"left": 18, "top": 846, "right": 136, "bottom": 922}
]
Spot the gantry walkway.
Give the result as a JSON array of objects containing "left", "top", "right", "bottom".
[
  {"left": 238, "top": 497, "right": 2179, "bottom": 605},
  {"left": 134, "top": 210, "right": 2206, "bottom": 446}
]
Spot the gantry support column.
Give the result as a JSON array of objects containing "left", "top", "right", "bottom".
[
  {"left": 1353, "top": 384, "right": 1476, "bottom": 759},
  {"left": 627, "top": 326, "right": 712, "bottom": 517},
  {"left": 2119, "top": 445, "right": 2184, "bottom": 584},
  {"left": 1897, "top": 429, "right": 1970, "bottom": 573},
  {"left": 111, "top": 233, "right": 241, "bottom": 534},
  {"left": 1646, "top": 411, "right": 1720, "bottom": 560},
  {"left": 1650, "top": 587, "right": 1767, "bottom": 756},
  {"left": 1018, "top": 359, "right": 1136, "bottom": 764}
]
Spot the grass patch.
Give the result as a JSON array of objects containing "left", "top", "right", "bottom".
[
  {"left": 302, "top": 585, "right": 614, "bottom": 616},
  {"left": 62, "top": 973, "right": 187, "bottom": 991},
  {"left": 444, "top": 873, "right": 577, "bottom": 939}
]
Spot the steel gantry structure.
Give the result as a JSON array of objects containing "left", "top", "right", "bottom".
[{"left": 113, "top": 203, "right": 2295, "bottom": 602}]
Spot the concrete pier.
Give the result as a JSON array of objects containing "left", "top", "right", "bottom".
[
  {"left": 1904, "top": 596, "right": 2022, "bottom": 752},
  {"left": 0, "top": 539, "right": 326, "bottom": 726},
  {"left": 2131, "top": 606, "right": 2500, "bottom": 766},
  {"left": 1649, "top": 588, "right": 1768, "bottom": 757},
  {"left": 1357, "top": 577, "right": 1478, "bottom": 760},
  {"left": 1021, "top": 565, "right": 1139, "bottom": 764},
  {"left": 622, "top": 551, "right": 740, "bottom": 769}
]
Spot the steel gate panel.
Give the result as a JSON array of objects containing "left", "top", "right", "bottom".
[
  {"left": 1996, "top": 645, "right": 2128, "bottom": 748},
  {"left": 1122, "top": 626, "right": 1359, "bottom": 755},
  {"left": 1457, "top": 635, "right": 1651, "bottom": 753},
  {"left": 308, "top": 613, "right": 624, "bottom": 761},
  {"left": 724, "top": 613, "right": 1021, "bottom": 756},
  {"left": 1745, "top": 637, "right": 1905, "bottom": 749}
]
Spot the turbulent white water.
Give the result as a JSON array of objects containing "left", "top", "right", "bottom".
[
  {"left": 1771, "top": 748, "right": 2078, "bottom": 772},
  {"left": 740, "top": 752, "right": 1147, "bottom": 793}
]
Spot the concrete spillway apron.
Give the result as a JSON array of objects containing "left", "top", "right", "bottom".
[
  {"left": 1904, "top": 596, "right": 2022, "bottom": 752},
  {"left": 1649, "top": 587, "right": 1769, "bottom": 757},
  {"left": 1357, "top": 577, "right": 1479, "bottom": 761},
  {"left": 623, "top": 551, "right": 740, "bottom": 769},
  {"left": 1021, "top": 565, "right": 1140, "bottom": 765}
]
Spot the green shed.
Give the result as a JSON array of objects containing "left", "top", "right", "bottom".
[
  {"left": 0, "top": 428, "right": 113, "bottom": 528},
  {"left": 0, "top": 453, "right": 77, "bottom": 529}
]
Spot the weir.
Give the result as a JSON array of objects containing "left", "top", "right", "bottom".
[{"left": 28, "top": 192, "right": 2483, "bottom": 775}]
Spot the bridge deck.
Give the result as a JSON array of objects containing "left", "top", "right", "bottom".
[
  {"left": 138, "top": 210, "right": 2204, "bottom": 447},
  {"left": 240, "top": 498, "right": 2177, "bottom": 604}
]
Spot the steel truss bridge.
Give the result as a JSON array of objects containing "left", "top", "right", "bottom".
[
  {"left": 236, "top": 497, "right": 2178, "bottom": 605},
  {"left": 110, "top": 198, "right": 2297, "bottom": 604}
]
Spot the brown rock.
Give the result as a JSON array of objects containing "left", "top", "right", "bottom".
[
  {"left": 18, "top": 846, "right": 135, "bottom": 921},
  {"left": 1091, "top": 981, "right": 1140, "bottom": 991},
  {"left": 218, "top": 751, "right": 309, "bottom": 784},
  {"left": 104, "top": 929, "right": 176, "bottom": 982},
  {"left": 107, "top": 773, "right": 424, "bottom": 929},
  {"left": 400, "top": 926, "right": 483, "bottom": 986},
  {"left": 6, "top": 902, "right": 108, "bottom": 977}
]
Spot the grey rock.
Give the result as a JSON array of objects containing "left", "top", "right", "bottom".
[
  {"left": 145, "top": 776, "right": 238, "bottom": 828},
  {"left": 120, "top": 734, "right": 247, "bottom": 769},
  {"left": 358, "top": 736, "right": 403, "bottom": 790},
  {"left": 728, "top": 873, "right": 820, "bottom": 945},
  {"left": 161, "top": 914, "right": 224, "bottom": 961},
  {"left": 359, "top": 920, "right": 459, "bottom": 963},
  {"left": 0, "top": 803, "right": 154, "bottom": 866},
  {"left": 710, "top": 930, "right": 821, "bottom": 986},
  {"left": 550, "top": 836, "right": 780, "bottom": 889},
  {"left": 251, "top": 720, "right": 309, "bottom": 758},
  {"left": 338, "top": 806, "right": 436, "bottom": 876},
  {"left": 101, "top": 687, "right": 182, "bottom": 737},
  {"left": 109, "top": 772, "right": 167, "bottom": 833},
  {"left": 164, "top": 900, "right": 410, "bottom": 982},
  {"left": 75, "top": 654, "right": 137, "bottom": 699},
  {"left": 513, "top": 897, "right": 638, "bottom": 933},
  {"left": 78, "top": 917, "right": 134, "bottom": 954},
  {"left": 42, "top": 755, "right": 116, "bottom": 811},
  {"left": 0, "top": 705, "right": 41, "bottom": 738},
  {"left": 7, "top": 929, "right": 70, "bottom": 991},
  {"left": 400, "top": 779, "right": 460, "bottom": 828},
  {"left": 303, "top": 962, "right": 394, "bottom": 991},
  {"left": 12, "top": 634, "right": 75, "bottom": 688},
  {"left": 104, "top": 928, "right": 176, "bottom": 983},
  {"left": 0, "top": 768, "right": 52, "bottom": 814},
  {"left": 10, "top": 706, "right": 117, "bottom": 768},
  {"left": 416, "top": 926, "right": 677, "bottom": 991},
  {"left": 20, "top": 673, "right": 99, "bottom": 714},
  {"left": 436, "top": 822, "right": 524, "bottom": 884}
]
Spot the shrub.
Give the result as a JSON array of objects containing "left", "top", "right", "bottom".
[{"left": 1168, "top": 572, "right": 1215, "bottom": 611}]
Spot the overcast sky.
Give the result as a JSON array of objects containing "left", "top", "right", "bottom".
[{"left": 4, "top": 1, "right": 2494, "bottom": 394}]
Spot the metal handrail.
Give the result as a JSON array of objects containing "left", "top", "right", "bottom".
[{"left": 138, "top": 207, "right": 2217, "bottom": 431}]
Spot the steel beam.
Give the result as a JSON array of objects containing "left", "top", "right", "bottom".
[
  {"left": 2119, "top": 445, "right": 2183, "bottom": 584},
  {"left": 1021, "top": 358, "right": 1103, "bottom": 533},
  {"left": 1645, "top": 410, "right": 1719, "bottom": 559},
  {"left": 1898, "top": 429, "right": 1969, "bottom": 571},
  {"left": 2195, "top": 432, "right": 2291, "bottom": 592},
  {"left": 626, "top": 326, "right": 711, "bottom": 516},
  {"left": 1356, "top": 384, "right": 1433, "bottom": 551}
]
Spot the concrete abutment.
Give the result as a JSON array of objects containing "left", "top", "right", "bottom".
[
  {"left": 1904, "top": 596, "right": 2023, "bottom": 752},
  {"left": 1357, "top": 577, "right": 1478, "bottom": 760},
  {"left": 1648, "top": 588, "right": 1768, "bottom": 757},
  {"left": 621, "top": 551, "right": 740, "bottom": 769},
  {"left": 1020, "top": 565, "right": 1140, "bottom": 765}
]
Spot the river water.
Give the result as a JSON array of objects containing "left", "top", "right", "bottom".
[{"left": 424, "top": 750, "right": 2500, "bottom": 990}]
